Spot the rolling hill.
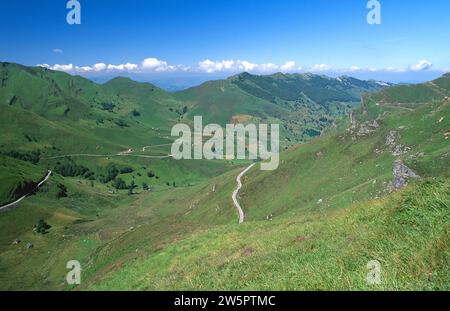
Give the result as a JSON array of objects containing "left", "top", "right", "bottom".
[
  {"left": 176, "top": 72, "right": 390, "bottom": 144},
  {"left": 0, "top": 62, "right": 235, "bottom": 205}
]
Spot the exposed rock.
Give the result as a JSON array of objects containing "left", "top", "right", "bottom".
[
  {"left": 394, "top": 160, "right": 420, "bottom": 179},
  {"left": 26, "top": 242, "right": 33, "bottom": 249},
  {"left": 387, "top": 160, "right": 420, "bottom": 191},
  {"left": 385, "top": 130, "right": 397, "bottom": 145},
  {"left": 350, "top": 120, "right": 380, "bottom": 138},
  {"left": 12, "top": 239, "right": 21, "bottom": 245},
  {"left": 385, "top": 130, "right": 410, "bottom": 156}
]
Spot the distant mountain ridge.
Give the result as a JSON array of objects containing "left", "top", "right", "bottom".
[
  {"left": 0, "top": 61, "right": 394, "bottom": 151},
  {"left": 175, "top": 70, "right": 391, "bottom": 143}
]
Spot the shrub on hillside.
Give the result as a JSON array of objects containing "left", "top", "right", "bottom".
[
  {"left": 120, "top": 167, "right": 134, "bottom": 174},
  {"left": 56, "top": 183, "right": 68, "bottom": 199},
  {"left": 114, "top": 119, "right": 129, "bottom": 128},
  {"left": 99, "top": 102, "right": 115, "bottom": 112},
  {"left": 112, "top": 178, "right": 128, "bottom": 190},
  {"left": 99, "top": 164, "right": 119, "bottom": 183},
  {"left": 54, "top": 160, "right": 92, "bottom": 178},
  {"left": 35, "top": 220, "right": 51, "bottom": 234},
  {"left": 1, "top": 150, "right": 41, "bottom": 164}
]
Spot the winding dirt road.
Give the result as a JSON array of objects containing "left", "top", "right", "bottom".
[
  {"left": 232, "top": 163, "right": 255, "bottom": 224},
  {"left": 41, "top": 143, "right": 174, "bottom": 160},
  {"left": 0, "top": 170, "right": 52, "bottom": 212},
  {"left": 41, "top": 153, "right": 172, "bottom": 160},
  {"left": 142, "top": 143, "right": 174, "bottom": 152}
]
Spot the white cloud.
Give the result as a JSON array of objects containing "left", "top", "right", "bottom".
[
  {"left": 280, "top": 61, "right": 296, "bottom": 72},
  {"left": 107, "top": 62, "right": 138, "bottom": 71},
  {"left": 92, "top": 63, "right": 107, "bottom": 72},
  {"left": 141, "top": 58, "right": 176, "bottom": 72},
  {"left": 198, "top": 59, "right": 239, "bottom": 73},
  {"left": 141, "top": 58, "right": 165, "bottom": 69},
  {"left": 348, "top": 65, "right": 361, "bottom": 72},
  {"left": 52, "top": 64, "right": 74, "bottom": 71},
  {"left": 410, "top": 59, "right": 433, "bottom": 71},
  {"left": 237, "top": 60, "right": 258, "bottom": 72},
  {"left": 198, "top": 59, "right": 216, "bottom": 73},
  {"left": 197, "top": 59, "right": 298, "bottom": 73},
  {"left": 52, "top": 48, "right": 64, "bottom": 54},
  {"left": 38, "top": 58, "right": 174, "bottom": 73},
  {"left": 384, "top": 66, "right": 406, "bottom": 73},
  {"left": 75, "top": 66, "right": 93, "bottom": 72},
  {"left": 177, "top": 64, "right": 191, "bottom": 72},
  {"left": 310, "top": 64, "right": 331, "bottom": 72},
  {"left": 259, "top": 63, "right": 279, "bottom": 72},
  {"left": 37, "top": 58, "right": 439, "bottom": 76}
]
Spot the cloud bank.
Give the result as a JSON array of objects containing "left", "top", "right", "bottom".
[{"left": 37, "top": 58, "right": 438, "bottom": 76}]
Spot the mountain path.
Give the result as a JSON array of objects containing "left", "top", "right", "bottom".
[
  {"left": 41, "top": 142, "right": 174, "bottom": 160},
  {"left": 232, "top": 163, "right": 255, "bottom": 224},
  {"left": 41, "top": 153, "right": 172, "bottom": 160}
]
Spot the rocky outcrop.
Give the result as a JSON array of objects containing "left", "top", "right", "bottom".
[
  {"left": 387, "top": 160, "right": 420, "bottom": 191},
  {"left": 385, "top": 130, "right": 410, "bottom": 156},
  {"left": 349, "top": 119, "right": 380, "bottom": 139}
]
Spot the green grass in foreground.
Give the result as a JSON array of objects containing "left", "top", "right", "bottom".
[{"left": 89, "top": 178, "right": 449, "bottom": 290}]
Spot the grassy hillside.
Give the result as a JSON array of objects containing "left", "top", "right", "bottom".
[
  {"left": 230, "top": 72, "right": 386, "bottom": 106},
  {"left": 84, "top": 81, "right": 449, "bottom": 290},
  {"left": 0, "top": 62, "right": 239, "bottom": 200},
  {"left": 367, "top": 74, "right": 450, "bottom": 106},
  {"left": 0, "top": 156, "right": 47, "bottom": 206},
  {"left": 176, "top": 72, "right": 388, "bottom": 144},
  {"left": 90, "top": 178, "right": 449, "bottom": 290}
]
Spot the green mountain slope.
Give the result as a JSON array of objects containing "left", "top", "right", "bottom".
[
  {"left": 176, "top": 72, "right": 389, "bottom": 144},
  {"left": 83, "top": 77, "right": 449, "bottom": 290},
  {"left": 0, "top": 156, "right": 47, "bottom": 206},
  {"left": 91, "top": 178, "right": 449, "bottom": 290},
  {"left": 367, "top": 74, "right": 450, "bottom": 107},
  {"left": 0, "top": 62, "right": 237, "bottom": 205}
]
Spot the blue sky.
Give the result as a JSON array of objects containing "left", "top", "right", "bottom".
[{"left": 1, "top": 0, "right": 449, "bottom": 86}]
